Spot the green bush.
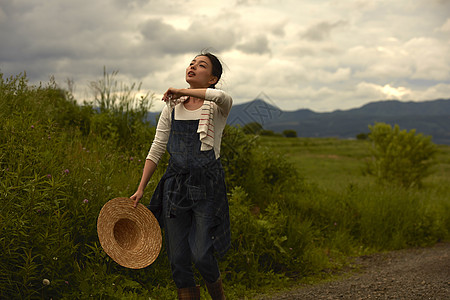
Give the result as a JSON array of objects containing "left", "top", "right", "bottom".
[
  {"left": 242, "top": 122, "right": 263, "bottom": 135},
  {"left": 356, "top": 132, "right": 368, "bottom": 140},
  {"left": 366, "top": 122, "right": 438, "bottom": 188},
  {"left": 221, "top": 126, "right": 303, "bottom": 209},
  {"left": 282, "top": 129, "right": 297, "bottom": 138},
  {"left": 0, "top": 72, "right": 161, "bottom": 299},
  {"left": 88, "top": 67, "right": 156, "bottom": 151},
  {"left": 260, "top": 129, "right": 276, "bottom": 136}
]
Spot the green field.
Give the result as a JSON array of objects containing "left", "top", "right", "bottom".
[
  {"left": 260, "top": 137, "right": 372, "bottom": 190},
  {"left": 259, "top": 136, "right": 450, "bottom": 193}
]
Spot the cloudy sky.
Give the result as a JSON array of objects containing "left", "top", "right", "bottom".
[{"left": 1, "top": 0, "right": 449, "bottom": 112}]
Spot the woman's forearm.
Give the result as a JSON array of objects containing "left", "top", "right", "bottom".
[
  {"left": 161, "top": 88, "right": 232, "bottom": 115},
  {"left": 131, "top": 159, "right": 158, "bottom": 207},
  {"left": 179, "top": 88, "right": 207, "bottom": 99},
  {"left": 163, "top": 88, "right": 207, "bottom": 102},
  {"left": 137, "top": 159, "right": 157, "bottom": 192}
]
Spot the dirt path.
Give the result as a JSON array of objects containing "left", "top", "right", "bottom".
[{"left": 258, "top": 242, "right": 449, "bottom": 300}]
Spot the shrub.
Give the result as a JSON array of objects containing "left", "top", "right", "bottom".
[
  {"left": 366, "top": 122, "right": 438, "bottom": 188},
  {"left": 242, "top": 122, "right": 263, "bottom": 135},
  {"left": 0, "top": 72, "right": 158, "bottom": 299},
  {"left": 260, "top": 129, "right": 276, "bottom": 136},
  {"left": 221, "top": 126, "right": 303, "bottom": 209},
  {"left": 282, "top": 129, "right": 297, "bottom": 138},
  {"left": 88, "top": 67, "right": 156, "bottom": 151},
  {"left": 356, "top": 133, "right": 368, "bottom": 140}
]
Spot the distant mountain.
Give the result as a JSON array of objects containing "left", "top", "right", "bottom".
[{"left": 227, "top": 98, "right": 450, "bottom": 145}]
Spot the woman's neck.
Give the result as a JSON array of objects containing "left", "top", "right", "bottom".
[
  {"left": 186, "top": 96, "right": 202, "bottom": 103},
  {"left": 183, "top": 96, "right": 204, "bottom": 110}
]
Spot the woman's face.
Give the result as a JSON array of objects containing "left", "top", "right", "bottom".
[{"left": 185, "top": 55, "right": 218, "bottom": 88}]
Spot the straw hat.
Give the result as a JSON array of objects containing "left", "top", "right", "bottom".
[{"left": 97, "top": 197, "right": 162, "bottom": 269}]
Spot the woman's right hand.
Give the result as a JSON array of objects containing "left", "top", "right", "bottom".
[
  {"left": 162, "top": 88, "right": 184, "bottom": 102},
  {"left": 130, "top": 190, "right": 144, "bottom": 208}
]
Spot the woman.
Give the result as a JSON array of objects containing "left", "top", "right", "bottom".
[{"left": 130, "top": 52, "right": 232, "bottom": 300}]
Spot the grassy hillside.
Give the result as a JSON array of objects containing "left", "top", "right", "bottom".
[
  {"left": 259, "top": 137, "right": 371, "bottom": 190},
  {"left": 259, "top": 135, "right": 450, "bottom": 254},
  {"left": 259, "top": 136, "right": 450, "bottom": 193}
]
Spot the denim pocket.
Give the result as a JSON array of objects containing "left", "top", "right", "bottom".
[{"left": 188, "top": 185, "right": 206, "bottom": 202}]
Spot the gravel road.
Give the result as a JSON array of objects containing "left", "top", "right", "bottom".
[{"left": 258, "top": 242, "right": 449, "bottom": 300}]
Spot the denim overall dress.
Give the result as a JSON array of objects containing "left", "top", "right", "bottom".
[{"left": 148, "top": 107, "right": 230, "bottom": 288}]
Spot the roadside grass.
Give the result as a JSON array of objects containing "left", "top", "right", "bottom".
[
  {"left": 259, "top": 136, "right": 450, "bottom": 249},
  {"left": 253, "top": 134, "right": 450, "bottom": 296}
]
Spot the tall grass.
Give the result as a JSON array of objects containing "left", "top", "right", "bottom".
[
  {"left": 259, "top": 136, "right": 450, "bottom": 250},
  {"left": 1, "top": 72, "right": 449, "bottom": 299}
]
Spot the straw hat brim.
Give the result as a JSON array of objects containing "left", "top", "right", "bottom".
[{"left": 97, "top": 197, "right": 162, "bottom": 269}]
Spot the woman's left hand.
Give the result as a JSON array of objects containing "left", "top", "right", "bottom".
[{"left": 162, "top": 88, "right": 184, "bottom": 102}]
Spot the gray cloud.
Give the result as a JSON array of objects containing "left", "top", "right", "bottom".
[
  {"left": 0, "top": 1, "right": 200, "bottom": 82},
  {"left": 235, "top": 0, "right": 262, "bottom": 6},
  {"left": 1, "top": 0, "right": 449, "bottom": 113},
  {"left": 113, "top": 0, "right": 151, "bottom": 9},
  {"left": 0, "top": 1, "right": 130, "bottom": 62},
  {"left": 236, "top": 34, "right": 270, "bottom": 54},
  {"left": 301, "top": 20, "right": 348, "bottom": 41},
  {"left": 269, "top": 20, "right": 287, "bottom": 37},
  {"left": 139, "top": 18, "right": 238, "bottom": 55}
]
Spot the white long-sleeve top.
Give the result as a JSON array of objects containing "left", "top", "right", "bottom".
[{"left": 146, "top": 89, "right": 233, "bottom": 165}]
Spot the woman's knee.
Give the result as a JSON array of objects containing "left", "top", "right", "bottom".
[{"left": 191, "top": 245, "right": 213, "bottom": 266}]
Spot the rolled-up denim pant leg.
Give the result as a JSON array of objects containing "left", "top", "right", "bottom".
[
  {"left": 189, "top": 212, "right": 220, "bottom": 284},
  {"left": 164, "top": 210, "right": 196, "bottom": 289}
]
